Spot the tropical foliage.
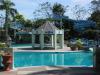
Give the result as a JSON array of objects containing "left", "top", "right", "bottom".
[
  {"left": 52, "top": 3, "right": 65, "bottom": 16},
  {"left": 0, "top": 0, "right": 18, "bottom": 40},
  {"left": 89, "top": 10, "right": 100, "bottom": 29},
  {"left": 89, "top": 0, "right": 100, "bottom": 29}
]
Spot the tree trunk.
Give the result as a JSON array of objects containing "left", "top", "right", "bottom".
[{"left": 5, "top": 10, "right": 9, "bottom": 42}]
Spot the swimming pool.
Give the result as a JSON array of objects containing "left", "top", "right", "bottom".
[{"left": 14, "top": 51, "right": 93, "bottom": 68}]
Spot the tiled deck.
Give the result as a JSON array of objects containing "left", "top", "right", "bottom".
[{"left": 0, "top": 66, "right": 95, "bottom": 75}]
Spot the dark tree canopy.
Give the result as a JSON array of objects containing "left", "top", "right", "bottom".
[
  {"left": 52, "top": 3, "right": 65, "bottom": 16},
  {"left": 0, "top": 0, "right": 18, "bottom": 40},
  {"left": 89, "top": 0, "right": 100, "bottom": 29}
]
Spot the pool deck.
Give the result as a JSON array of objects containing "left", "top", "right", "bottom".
[
  {"left": 0, "top": 66, "right": 95, "bottom": 75},
  {"left": 13, "top": 45, "right": 72, "bottom": 52}
]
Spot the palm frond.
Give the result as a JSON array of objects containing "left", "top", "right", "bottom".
[
  {"left": 11, "top": 8, "right": 18, "bottom": 14},
  {"left": 0, "top": 5, "right": 5, "bottom": 10},
  {"left": 10, "top": 2, "right": 15, "bottom": 6},
  {"left": 10, "top": 8, "right": 18, "bottom": 21}
]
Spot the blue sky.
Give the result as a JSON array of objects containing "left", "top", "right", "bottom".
[{"left": 0, "top": 0, "right": 92, "bottom": 20}]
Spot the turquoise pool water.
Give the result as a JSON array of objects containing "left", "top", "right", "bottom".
[{"left": 14, "top": 51, "right": 93, "bottom": 68}]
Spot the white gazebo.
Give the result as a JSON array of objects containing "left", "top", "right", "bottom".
[{"left": 32, "top": 21, "right": 64, "bottom": 50}]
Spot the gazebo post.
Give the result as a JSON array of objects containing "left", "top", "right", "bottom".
[
  {"left": 32, "top": 29, "right": 35, "bottom": 48},
  {"left": 40, "top": 29, "right": 44, "bottom": 49},
  {"left": 51, "top": 35, "right": 54, "bottom": 47},
  {"left": 54, "top": 30, "right": 57, "bottom": 50},
  {"left": 60, "top": 34, "right": 64, "bottom": 49},
  {"left": 60, "top": 30, "right": 64, "bottom": 48}
]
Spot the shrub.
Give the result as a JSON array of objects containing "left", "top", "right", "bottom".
[
  {"left": 75, "top": 39, "right": 84, "bottom": 50},
  {"left": 0, "top": 43, "right": 7, "bottom": 48}
]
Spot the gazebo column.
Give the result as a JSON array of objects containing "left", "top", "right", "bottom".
[
  {"left": 60, "top": 34, "right": 64, "bottom": 49},
  {"left": 32, "top": 29, "right": 35, "bottom": 48},
  {"left": 40, "top": 30, "right": 44, "bottom": 49},
  {"left": 60, "top": 30, "right": 64, "bottom": 49},
  {"left": 51, "top": 35, "right": 54, "bottom": 47},
  {"left": 54, "top": 32, "right": 57, "bottom": 50}
]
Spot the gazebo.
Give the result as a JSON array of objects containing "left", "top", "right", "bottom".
[{"left": 32, "top": 21, "right": 64, "bottom": 50}]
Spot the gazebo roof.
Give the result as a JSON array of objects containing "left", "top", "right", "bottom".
[
  {"left": 33, "top": 21, "right": 64, "bottom": 34},
  {"left": 36, "top": 21, "right": 59, "bottom": 34}
]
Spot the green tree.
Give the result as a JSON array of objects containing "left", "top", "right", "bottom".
[
  {"left": 33, "top": 2, "right": 52, "bottom": 19},
  {"left": 83, "top": 29, "right": 97, "bottom": 39},
  {"left": 72, "top": 5, "right": 87, "bottom": 20},
  {"left": 89, "top": 0, "right": 100, "bottom": 29},
  {"left": 62, "top": 19, "right": 75, "bottom": 39},
  {"left": 52, "top": 3, "right": 66, "bottom": 16},
  {"left": 91, "top": 0, "right": 100, "bottom": 11},
  {"left": 14, "top": 13, "right": 25, "bottom": 25},
  {"left": 52, "top": 3, "right": 67, "bottom": 29},
  {"left": 33, "top": 19, "right": 46, "bottom": 28},
  {"left": 33, "top": 2, "right": 67, "bottom": 19},
  {"left": 24, "top": 19, "right": 33, "bottom": 27},
  {"left": 89, "top": 10, "right": 100, "bottom": 29},
  {"left": 0, "top": 0, "right": 17, "bottom": 40}
]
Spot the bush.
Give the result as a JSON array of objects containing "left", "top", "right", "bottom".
[
  {"left": 0, "top": 43, "right": 8, "bottom": 48},
  {"left": 66, "top": 39, "right": 84, "bottom": 50},
  {"left": 75, "top": 39, "right": 84, "bottom": 50},
  {"left": 83, "top": 29, "right": 97, "bottom": 39}
]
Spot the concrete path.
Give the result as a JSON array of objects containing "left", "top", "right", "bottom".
[{"left": 0, "top": 66, "right": 95, "bottom": 75}]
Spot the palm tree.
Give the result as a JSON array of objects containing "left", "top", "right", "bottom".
[{"left": 0, "top": 0, "right": 17, "bottom": 41}]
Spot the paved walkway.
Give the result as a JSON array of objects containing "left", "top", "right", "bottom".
[{"left": 0, "top": 66, "right": 95, "bottom": 75}]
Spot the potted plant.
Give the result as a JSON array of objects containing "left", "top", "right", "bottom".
[
  {"left": 75, "top": 39, "right": 84, "bottom": 50},
  {"left": 2, "top": 52, "right": 13, "bottom": 71},
  {"left": 0, "top": 43, "right": 13, "bottom": 71},
  {"left": 0, "top": 51, "right": 4, "bottom": 70},
  {"left": 70, "top": 44, "right": 78, "bottom": 51}
]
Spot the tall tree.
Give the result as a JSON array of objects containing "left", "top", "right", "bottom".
[
  {"left": 89, "top": 10, "right": 100, "bottom": 29},
  {"left": 52, "top": 3, "right": 66, "bottom": 29},
  {"left": 0, "top": 0, "right": 17, "bottom": 40},
  {"left": 33, "top": 2, "right": 52, "bottom": 19},
  {"left": 72, "top": 5, "right": 87, "bottom": 20},
  {"left": 33, "top": 2, "right": 67, "bottom": 19},
  {"left": 52, "top": 3, "right": 65, "bottom": 16},
  {"left": 89, "top": 0, "right": 100, "bottom": 29},
  {"left": 14, "top": 13, "right": 25, "bottom": 24},
  {"left": 33, "top": 2, "right": 67, "bottom": 29},
  {"left": 91, "top": 0, "right": 100, "bottom": 11}
]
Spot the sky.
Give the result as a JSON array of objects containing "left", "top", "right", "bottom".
[{"left": 0, "top": 0, "right": 93, "bottom": 20}]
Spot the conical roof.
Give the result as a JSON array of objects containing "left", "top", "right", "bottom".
[{"left": 36, "top": 21, "right": 59, "bottom": 34}]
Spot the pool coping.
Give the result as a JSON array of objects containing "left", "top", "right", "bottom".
[{"left": 13, "top": 49, "right": 92, "bottom": 52}]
